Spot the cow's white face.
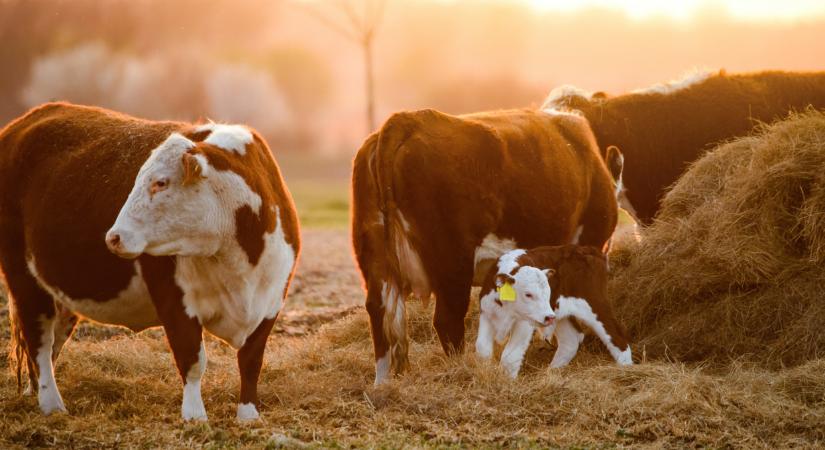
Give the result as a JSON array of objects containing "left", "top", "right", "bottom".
[
  {"left": 496, "top": 266, "right": 555, "bottom": 327},
  {"left": 106, "top": 133, "right": 231, "bottom": 258}
]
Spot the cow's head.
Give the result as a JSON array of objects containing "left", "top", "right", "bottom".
[
  {"left": 494, "top": 266, "right": 555, "bottom": 327},
  {"left": 106, "top": 133, "right": 232, "bottom": 258}
]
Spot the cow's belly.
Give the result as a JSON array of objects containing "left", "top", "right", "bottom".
[{"left": 27, "top": 258, "right": 160, "bottom": 331}]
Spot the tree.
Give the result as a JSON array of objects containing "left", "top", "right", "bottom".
[{"left": 295, "top": 0, "right": 387, "bottom": 133}]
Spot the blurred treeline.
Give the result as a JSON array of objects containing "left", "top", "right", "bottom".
[{"left": 1, "top": 0, "right": 823, "bottom": 156}]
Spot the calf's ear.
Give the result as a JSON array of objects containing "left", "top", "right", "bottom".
[
  {"left": 495, "top": 273, "right": 516, "bottom": 288},
  {"left": 181, "top": 151, "right": 208, "bottom": 186},
  {"left": 542, "top": 268, "right": 556, "bottom": 279}
]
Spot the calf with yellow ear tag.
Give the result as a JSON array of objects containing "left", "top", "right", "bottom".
[{"left": 476, "top": 250, "right": 556, "bottom": 378}]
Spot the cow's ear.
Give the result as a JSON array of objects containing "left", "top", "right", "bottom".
[
  {"left": 495, "top": 273, "right": 515, "bottom": 288},
  {"left": 542, "top": 268, "right": 556, "bottom": 279},
  {"left": 181, "top": 151, "right": 208, "bottom": 186}
]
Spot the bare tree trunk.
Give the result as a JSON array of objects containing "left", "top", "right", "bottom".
[{"left": 364, "top": 34, "right": 376, "bottom": 133}]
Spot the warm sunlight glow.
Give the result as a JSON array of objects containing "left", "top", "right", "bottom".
[{"left": 526, "top": 0, "right": 825, "bottom": 21}]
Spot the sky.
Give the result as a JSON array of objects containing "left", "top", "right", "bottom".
[{"left": 508, "top": 0, "right": 825, "bottom": 22}]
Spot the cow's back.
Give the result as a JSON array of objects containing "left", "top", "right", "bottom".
[
  {"left": 580, "top": 71, "right": 825, "bottom": 224},
  {"left": 0, "top": 103, "right": 185, "bottom": 309}
]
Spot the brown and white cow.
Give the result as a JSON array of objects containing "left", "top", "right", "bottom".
[
  {"left": 545, "top": 70, "right": 825, "bottom": 225},
  {"left": 0, "top": 103, "right": 300, "bottom": 421},
  {"left": 351, "top": 108, "right": 619, "bottom": 384},
  {"left": 476, "top": 245, "right": 631, "bottom": 378}
]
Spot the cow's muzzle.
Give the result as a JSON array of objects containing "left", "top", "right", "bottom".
[{"left": 105, "top": 228, "right": 146, "bottom": 259}]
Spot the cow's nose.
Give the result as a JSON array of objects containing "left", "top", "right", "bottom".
[
  {"left": 106, "top": 232, "right": 122, "bottom": 252},
  {"left": 543, "top": 315, "right": 555, "bottom": 325}
]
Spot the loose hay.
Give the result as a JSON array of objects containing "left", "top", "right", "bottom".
[
  {"left": 1, "top": 302, "right": 823, "bottom": 448},
  {"left": 610, "top": 110, "right": 825, "bottom": 368}
]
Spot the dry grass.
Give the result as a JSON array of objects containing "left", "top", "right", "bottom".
[
  {"left": 3, "top": 114, "right": 825, "bottom": 448},
  {"left": 610, "top": 110, "right": 825, "bottom": 368},
  {"left": 1, "top": 300, "right": 823, "bottom": 448}
]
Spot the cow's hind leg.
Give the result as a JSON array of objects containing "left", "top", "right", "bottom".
[
  {"left": 433, "top": 273, "right": 473, "bottom": 355},
  {"left": 51, "top": 303, "right": 79, "bottom": 364},
  {"left": 0, "top": 229, "right": 66, "bottom": 414},
  {"left": 366, "top": 277, "right": 408, "bottom": 385},
  {"left": 236, "top": 316, "right": 277, "bottom": 421},
  {"left": 141, "top": 257, "right": 207, "bottom": 421}
]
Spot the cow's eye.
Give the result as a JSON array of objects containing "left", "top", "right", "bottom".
[
  {"left": 150, "top": 178, "right": 169, "bottom": 194},
  {"left": 525, "top": 293, "right": 534, "bottom": 300}
]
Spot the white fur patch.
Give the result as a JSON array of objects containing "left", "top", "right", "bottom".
[
  {"left": 181, "top": 343, "right": 207, "bottom": 421},
  {"left": 541, "top": 84, "right": 593, "bottom": 110},
  {"left": 571, "top": 225, "right": 584, "bottom": 245},
  {"left": 549, "top": 318, "right": 584, "bottom": 368},
  {"left": 555, "top": 296, "right": 632, "bottom": 365},
  {"left": 196, "top": 123, "right": 254, "bottom": 155},
  {"left": 474, "top": 233, "right": 517, "bottom": 272},
  {"left": 374, "top": 354, "right": 391, "bottom": 386},
  {"left": 236, "top": 403, "right": 260, "bottom": 422},
  {"left": 496, "top": 249, "right": 526, "bottom": 276},
  {"left": 393, "top": 212, "right": 429, "bottom": 299},
  {"left": 35, "top": 316, "right": 66, "bottom": 415},
  {"left": 541, "top": 107, "right": 583, "bottom": 118},
  {"left": 632, "top": 69, "right": 715, "bottom": 95},
  {"left": 177, "top": 206, "right": 295, "bottom": 349},
  {"left": 27, "top": 259, "right": 157, "bottom": 332}
]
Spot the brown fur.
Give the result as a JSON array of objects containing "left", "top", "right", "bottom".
[
  {"left": 553, "top": 70, "right": 825, "bottom": 224},
  {"left": 352, "top": 108, "right": 618, "bottom": 376},
  {"left": 0, "top": 102, "right": 299, "bottom": 413}
]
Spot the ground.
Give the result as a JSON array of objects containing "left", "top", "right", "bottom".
[{"left": 0, "top": 184, "right": 823, "bottom": 449}]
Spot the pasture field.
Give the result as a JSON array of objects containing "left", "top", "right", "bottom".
[
  {"left": 0, "top": 230, "right": 822, "bottom": 449},
  {"left": 3, "top": 115, "right": 825, "bottom": 448}
]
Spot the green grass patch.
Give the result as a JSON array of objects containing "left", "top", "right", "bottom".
[{"left": 289, "top": 181, "right": 350, "bottom": 229}]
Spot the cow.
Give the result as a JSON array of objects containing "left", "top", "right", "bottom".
[
  {"left": 476, "top": 245, "right": 631, "bottom": 378},
  {"left": 0, "top": 102, "right": 300, "bottom": 422},
  {"left": 351, "top": 108, "right": 620, "bottom": 385},
  {"left": 544, "top": 70, "right": 825, "bottom": 225}
]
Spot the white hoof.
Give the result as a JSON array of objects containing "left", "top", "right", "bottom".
[
  {"left": 39, "top": 389, "right": 67, "bottom": 415},
  {"left": 181, "top": 406, "right": 208, "bottom": 422},
  {"left": 236, "top": 403, "right": 260, "bottom": 422}
]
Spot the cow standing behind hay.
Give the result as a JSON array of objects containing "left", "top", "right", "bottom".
[
  {"left": 546, "top": 70, "right": 825, "bottom": 225},
  {"left": 477, "top": 245, "right": 631, "bottom": 378},
  {"left": 0, "top": 103, "right": 300, "bottom": 421},
  {"left": 352, "top": 108, "right": 620, "bottom": 385}
]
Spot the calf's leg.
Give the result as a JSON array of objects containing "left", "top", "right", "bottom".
[
  {"left": 550, "top": 318, "right": 584, "bottom": 368},
  {"left": 500, "top": 320, "right": 534, "bottom": 378}
]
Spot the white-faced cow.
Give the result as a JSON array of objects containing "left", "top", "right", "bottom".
[
  {"left": 351, "top": 108, "right": 620, "bottom": 385},
  {"left": 476, "top": 245, "right": 631, "bottom": 378},
  {"left": 0, "top": 103, "right": 299, "bottom": 421},
  {"left": 545, "top": 70, "right": 825, "bottom": 225}
]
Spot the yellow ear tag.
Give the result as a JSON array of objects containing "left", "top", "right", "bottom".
[{"left": 497, "top": 282, "right": 516, "bottom": 302}]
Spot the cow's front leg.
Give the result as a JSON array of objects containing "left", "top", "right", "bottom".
[
  {"left": 236, "top": 316, "right": 277, "bottom": 422},
  {"left": 142, "top": 257, "right": 207, "bottom": 421},
  {"left": 500, "top": 320, "right": 534, "bottom": 378}
]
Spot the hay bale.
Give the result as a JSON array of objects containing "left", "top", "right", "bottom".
[{"left": 610, "top": 110, "right": 825, "bottom": 368}]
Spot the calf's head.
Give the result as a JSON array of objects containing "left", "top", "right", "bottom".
[
  {"left": 106, "top": 133, "right": 232, "bottom": 258},
  {"left": 495, "top": 266, "right": 556, "bottom": 327}
]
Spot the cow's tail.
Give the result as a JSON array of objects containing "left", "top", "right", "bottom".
[
  {"left": 372, "top": 112, "right": 430, "bottom": 375},
  {"left": 6, "top": 287, "right": 33, "bottom": 394}
]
